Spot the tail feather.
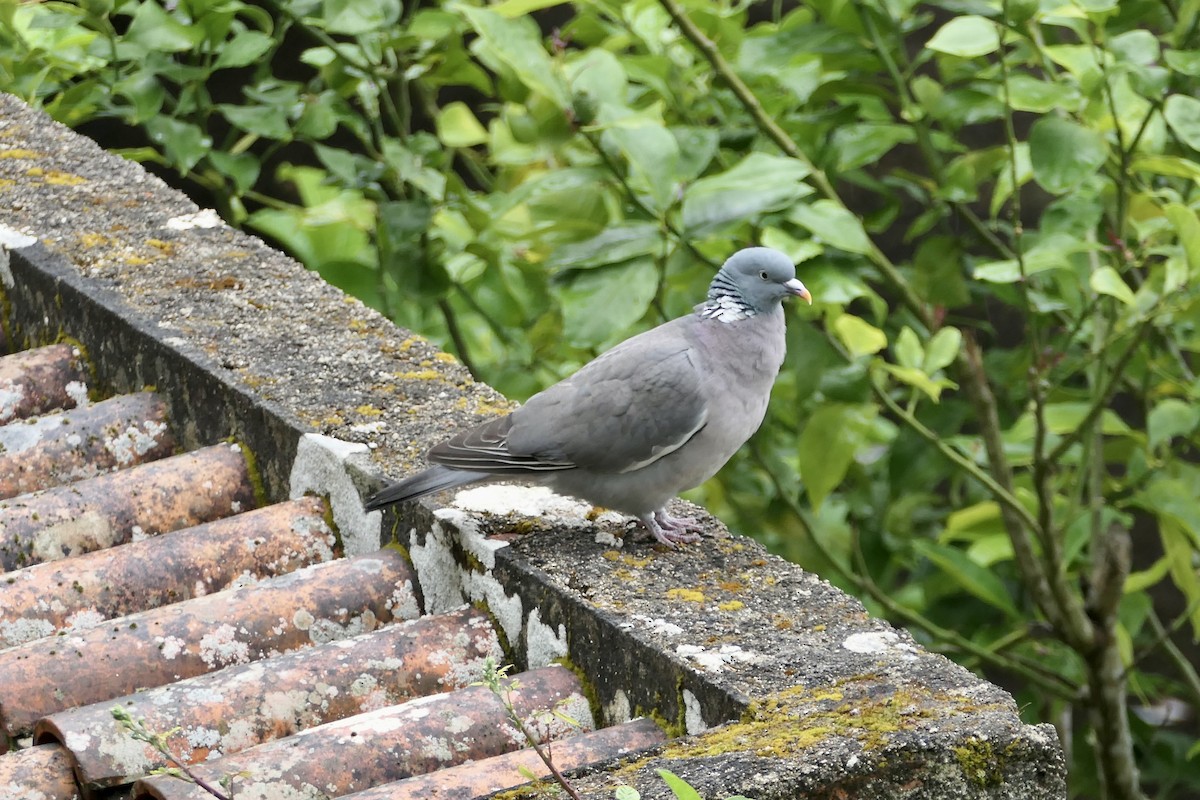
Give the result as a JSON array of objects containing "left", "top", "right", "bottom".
[{"left": 364, "top": 466, "right": 488, "bottom": 512}]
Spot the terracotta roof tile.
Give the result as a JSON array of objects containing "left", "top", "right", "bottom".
[{"left": 0, "top": 344, "right": 654, "bottom": 800}]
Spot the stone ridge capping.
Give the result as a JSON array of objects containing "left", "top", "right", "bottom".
[{"left": 0, "top": 93, "right": 1066, "bottom": 799}]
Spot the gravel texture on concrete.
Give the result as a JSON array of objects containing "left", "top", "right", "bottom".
[{"left": 0, "top": 93, "right": 1065, "bottom": 799}]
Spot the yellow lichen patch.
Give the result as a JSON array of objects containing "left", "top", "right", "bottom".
[
  {"left": 393, "top": 368, "right": 442, "bottom": 381},
  {"left": 602, "top": 550, "right": 621, "bottom": 561},
  {"left": 434, "top": 352, "right": 457, "bottom": 363},
  {"left": 954, "top": 737, "right": 1004, "bottom": 787},
  {"left": 123, "top": 255, "right": 152, "bottom": 266},
  {"left": 666, "top": 587, "right": 706, "bottom": 603},
  {"left": 348, "top": 318, "right": 371, "bottom": 332},
  {"left": 718, "top": 600, "right": 745, "bottom": 612},
  {"left": 658, "top": 682, "right": 941, "bottom": 764},
  {"left": 145, "top": 238, "right": 175, "bottom": 255},
  {"left": 717, "top": 580, "right": 745, "bottom": 593},
  {"left": 26, "top": 166, "right": 86, "bottom": 185},
  {"left": 612, "top": 567, "right": 635, "bottom": 582},
  {"left": 0, "top": 148, "right": 39, "bottom": 159},
  {"left": 78, "top": 232, "right": 115, "bottom": 249},
  {"left": 355, "top": 405, "right": 383, "bottom": 417},
  {"left": 397, "top": 336, "right": 428, "bottom": 352},
  {"left": 0, "top": 177, "right": 15, "bottom": 188},
  {"left": 619, "top": 553, "right": 652, "bottom": 568}
]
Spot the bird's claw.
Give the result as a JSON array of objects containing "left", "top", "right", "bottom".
[{"left": 637, "top": 511, "right": 703, "bottom": 546}]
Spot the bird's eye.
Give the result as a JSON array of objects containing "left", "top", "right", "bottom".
[{"left": 759, "top": 270, "right": 769, "bottom": 280}]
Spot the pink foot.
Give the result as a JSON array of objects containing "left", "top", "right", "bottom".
[{"left": 636, "top": 510, "right": 703, "bottom": 546}]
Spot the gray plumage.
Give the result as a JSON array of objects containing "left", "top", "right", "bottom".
[{"left": 366, "top": 246, "right": 811, "bottom": 545}]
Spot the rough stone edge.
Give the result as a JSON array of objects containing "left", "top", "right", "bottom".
[{"left": 0, "top": 94, "right": 1067, "bottom": 799}]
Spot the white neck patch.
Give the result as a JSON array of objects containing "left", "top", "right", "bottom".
[{"left": 700, "top": 295, "right": 755, "bottom": 323}]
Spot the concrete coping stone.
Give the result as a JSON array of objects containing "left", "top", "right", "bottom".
[{"left": 0, "top": 93, "right": 1065, "bottom": 799}]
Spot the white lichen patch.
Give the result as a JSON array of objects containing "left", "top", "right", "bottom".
[
  {"left": 157, "top": 635, "right": 187, "bottom": 660},
  {"left": 626, "top": 614, "right": 684, "bottom": 638},
  {"left": 308, "top": 610, "right": 377, "bottom": 644},
  {"left": 842, "top": 629, "right": 918, "bottom": 656},
  {"left": 289, "top": 433, "right": 379, "bottom": 556},
  {"left": 0, "top": 617, "right": 56, "bottom": 648},
  {"left": 262, "top": 688, "right": 311, "bottom": 723},
  {"left": 165, "top": 209, "right": 223, "bottom": 230},
  {"left": 526, "top": 607, "right": 567, "bottom": 668},
  {"left": 675, "top": 643, "right": 764, "bottom": 673},
  {"left": 386, "top": 579, "right": 420, "bottom": 621},
  {"left": 220, "top": 717, "right": 260, "bottom": 754},
  {"left": 63, "top": 608, "right": 106, "bottom": 631},
  {"left": 0, "top": 384, "right": 23, "bottom": 423},
  {"left": 31, "top": 510, "right": 117, "bottom": 563},
  {"left": 65, "top": 379, "right": 90, "bottom": 408},
  {"left": 63, "top": 730, "right": 92, "bottom": 752},
  {"left": 186, "top": 726, "right": 222, "bottom": 750},
  {"left": 198, "top": 624, "right": 251, "bottom": 667},
  {"left": 409, "top": 522, "right": 467, "bottom": 614},
  {"left": 605, "top": 689, "right": 632, "bottom": 725},
  {"left": 0, "top": 413, "right": 58, "bottom": 455},
  {"left": 432, "top": 507, "right": 507, "bottom": 570},
  {"left": 292, "top": 608, "right": 315, "bottom": 631},
  {"left": 106, "top": 419, "right": 168, "bottom": 464},
  {"left": 97, "top": 728, "right": 155, "bottom": 778},
  {"left": 683, "top": 689, "right": 708, "bottom": 735}
]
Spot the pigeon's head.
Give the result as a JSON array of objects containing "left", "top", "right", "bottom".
[{"left": 710, "top": 247, "right": 812, "bottom": 312}]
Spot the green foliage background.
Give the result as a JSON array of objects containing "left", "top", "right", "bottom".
[{"left": 5, "top": 0, "right": 1200, "bottom": 796}]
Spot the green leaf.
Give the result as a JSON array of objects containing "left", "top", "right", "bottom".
[
  {"left": 656, "top": 769, "right": 702, "bottom": 800},
  {"left": 682, "top": 153, "right": 811, "bottom": 234},
  {"left": 1028, "top": 116, "right": 1108, "bottom": 194},
  {"left": 833, "top": 314, "right": 887, "bottom": 358},
  {"left": 323, "top": 0, "right": 401, "bottom": 34},
  {"left": 1161, "top": 519, "right": 1200, "bottom": 638},
  {"left": 214, "top": 30, "right": 273, "bottom": 70},
  {"left": 973, "top": 232, "right": 1094, "bottom": 283},
  {"left": 924, "top": 327, "right": 962, "bottom": 373},
  {"left": 1165, "top": 49, "right": 1200, "bottom": 77},
  {"left": 461, "top": 5, "right": 569, "bottom": 106},
  {"left": 1136, "top": 477, "right": 1200, "bottom": 548},
  {"left": 556, "top": 258, "right": 657, "bottom": 346},
  {"left": 912, "top": 540, "right": 1019, "bottom": 618},
  {"left": 831, "top": 123, "right": 915, "bottom": 172},
  {"left": 436, "top": 101, "right": 488, "bottom": 148},
  {"left": 144, "top": 117, "right": 211, "bottom": 172},
  {"left": 789, "top": 200, "right": 872, "bottom": 255},
  {"left": 1089, "top": 266, "right": 1136, "bottom": 305},
  {"left": 894, "top": 327, "right": 922, "bottom": 370},
  {"left": 1131, "top": 154, "right": 1200, "bottom": 183},
  {"left": 798, "top": 403, "right": 878, "bottom": 511},
  {"left": 123, "top": 1, "right": 201, "bottom": 52},
  {"left": 547, "top": 223, "right": 662, "bottom": 271},
  {"left": 880, "top": 363, "right": 957, "bottom": 402},
  {"left": 207, "top": 150, "right": 260, "bottom": 194},
  {"left": 942, "top": 501, "right": 1003, "bottom": 542},
  {"left": 219, "top": 104, "right": 292, "bottom": 141},
  {"left": 1005, "top": 73, "right": 1081, "bottom": 113},
  {"left": 1125, "top": 556, "right": 1170, "bottom": 594},
  {"left": 492, "top": 0, "right": 568, "bottom": 16},
  {"left": 926, "top": 16, "right": 1000, "bottom": 58},
  {"left": 1165, "top": 202, "right": 1200, "bottom": 276},
  {"left": 1148, "top": 399, "right": 1200, "bottom": 450},
  {"left": 606, "top": 119, "right": 680, "bottom": 214},
  {"left": 1164, "top": 94, "right": 1200, "bottom": 151}
]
